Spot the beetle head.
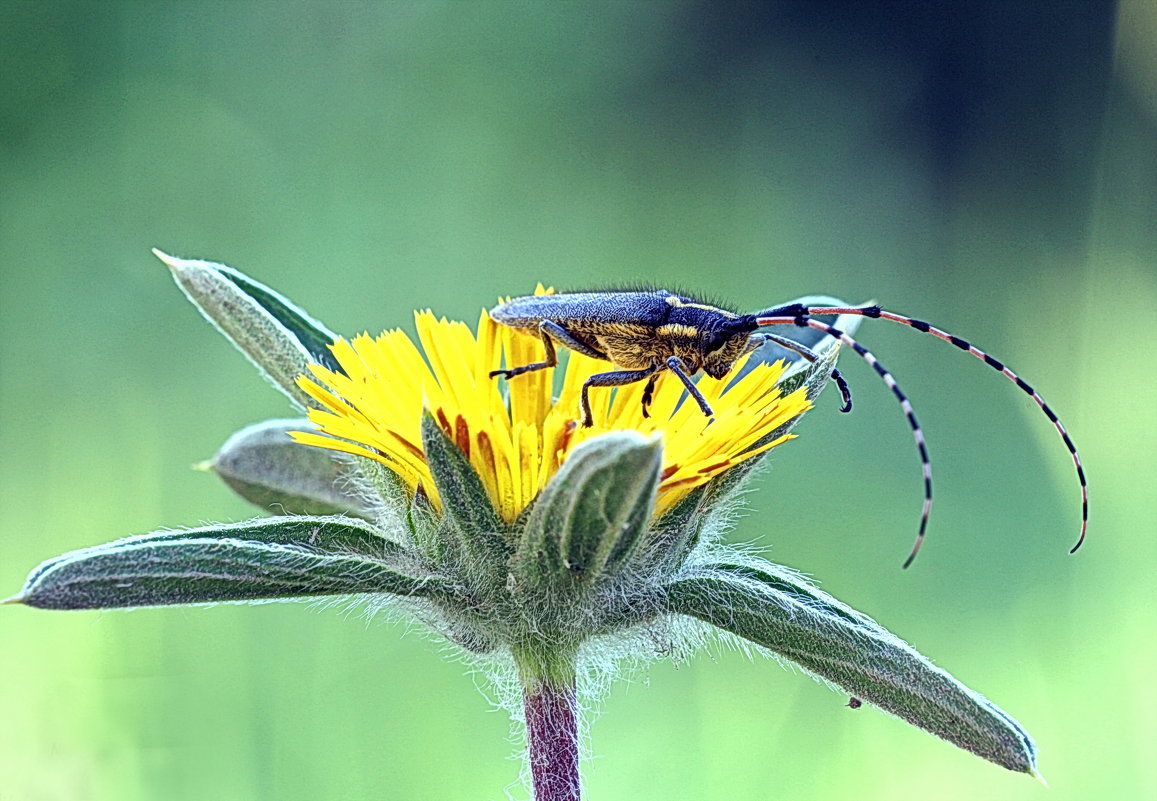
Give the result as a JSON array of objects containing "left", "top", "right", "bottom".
[{"left": 700, "top": 317, "right": 760, "bottom": 379}]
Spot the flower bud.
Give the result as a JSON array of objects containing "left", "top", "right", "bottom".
[
  {"left": 516, "top": 432, "right": 662, "bottom": 601},
  {"left": 210, "top": 419, "right": 370, "bottom": 517}
]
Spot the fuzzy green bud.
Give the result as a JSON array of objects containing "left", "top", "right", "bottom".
[
  {"left": 517, "top": 431, "right": 661, "bottom": 598},
  {"left": 208, "top": 418, "right": 371, "bottom": 517}
]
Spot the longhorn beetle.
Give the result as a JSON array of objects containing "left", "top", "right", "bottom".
[{"left": 488, "top": 290, "right": 1087, "bottom": 567}]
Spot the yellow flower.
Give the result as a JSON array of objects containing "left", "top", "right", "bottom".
[{"left": 291, "top": 304, "right": 811, "bottom": 522}]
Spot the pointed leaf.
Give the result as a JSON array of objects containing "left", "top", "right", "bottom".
[
  {"left": 210, "top": 261, "right": 340, "bottom": 370},
  {"left": 20, "top": 516, "right": 417, "bottom": 591},
  {"left": 665, "top": 561, "right": 1037, "bottom": 774},
  {"left": 210, "top": 419, "right": 374, "bottom": 518},
  {"left": 14, "top": 517, "right": 448, "bottom": 611},
  {"left": 156, "top": 250, "right": 337, "bottom": 408}
]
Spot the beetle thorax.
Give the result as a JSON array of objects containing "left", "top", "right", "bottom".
[{"left": 655, "top": 306, "right": 756, "bottom": 378}]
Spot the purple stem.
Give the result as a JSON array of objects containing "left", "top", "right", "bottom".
[{"left": 523, "top": 676, "right": 581, "bottom": 801}]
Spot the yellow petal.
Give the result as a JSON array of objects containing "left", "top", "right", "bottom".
[{"left": 294, "top": 303, "right": 811, "bottom": 522}]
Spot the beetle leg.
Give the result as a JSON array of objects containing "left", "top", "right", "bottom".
[
  {"left": 489, "top": 320, "right": 606, "bottom": 380},
  {"left": 640, "top": 373, "right": 660, "bottom": 418},
  {"left": 665, "top": 356, "right": 715, "bottom": 424},
  {"left": 539, "top": 320, "right": 607, "bottom": 360},
  {"left": 579, "top": 366, "right": 658, "bottom": 427},
  {"left": 755, "top": 333, "right": 854, "bottom": 413},
  {"left": 489, "top": 323, "right": 558, "bottom": 379}
]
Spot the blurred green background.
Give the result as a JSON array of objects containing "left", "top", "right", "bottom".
[{"left": 2, "top": 2, "right": 1154, "bottom": 799}]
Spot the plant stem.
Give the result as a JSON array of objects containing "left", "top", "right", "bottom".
[{"left": 516, "top": 643, "right": 581, "bottom": 801}]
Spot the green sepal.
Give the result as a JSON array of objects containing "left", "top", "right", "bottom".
[
  {"left": 665, "top": 561, "right": 1037, "bottom": 774},
  {"left": 350, "top": 455, "right": 413, "bottom": 516},
  {"left": 13, "top": 517, "right": 447, "bottom": 611},
  {"left": 156, "top": 250, "right": 337, "bottom": 409},
  {"left": 407, "top": 483, "right": 444, "bottom": 563},
  {"left": 209, "top": 419, "right": 372, "bottom": 518},
  {"left": 518, "top": 432, "right": 661, "bottom": 594},
  {"left": 419, "top": 412, "right": 510, "bottom": 565},
  {"left": 641, "top": 481, "right": 719, "bottom": 576}
]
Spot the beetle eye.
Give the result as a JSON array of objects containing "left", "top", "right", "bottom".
[{"left": 705, "top": 332, "right": 730, "bottom": 353}]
